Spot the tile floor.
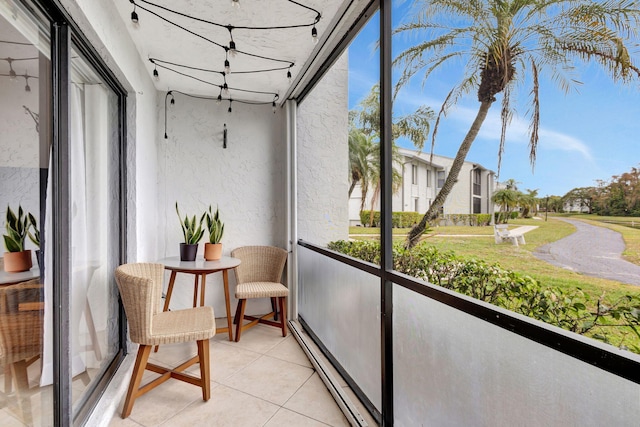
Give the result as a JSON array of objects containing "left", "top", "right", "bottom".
[{"left": 108, "top": 321, "right": 352, "bottom": 427}]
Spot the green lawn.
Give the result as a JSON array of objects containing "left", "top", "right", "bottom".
[{"left": 349, "top": 217, "right": 640, "bottom": 300}]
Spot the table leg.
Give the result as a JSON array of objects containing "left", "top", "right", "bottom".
[
  {"left": 200, "top": 273, "right": 207, "bottom": 307},
  {"left": 193, "top": 275, "right": 199, "bottom": 308},
  {"left": 162, "top": 271, "right": 177, "bottom": 313},
  {"left": 157, "top": 271, "right": 177, "bottom": 352},
  {"left": 223, "top": 269, "right": 233, "bottom": 341}
]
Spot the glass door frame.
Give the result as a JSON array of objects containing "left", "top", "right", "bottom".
[{"left": 18, "top": 0, "right": 129, "bottom": 425}]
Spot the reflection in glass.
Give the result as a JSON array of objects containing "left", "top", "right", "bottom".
[
  {"left": 0, "top": 1, "right": 52, "bottom": 425},
  {"left": 68, "top": 45, "right": 121, "bottom": 415}
]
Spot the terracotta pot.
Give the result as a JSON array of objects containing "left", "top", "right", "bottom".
[
  {"left": 179, "top": 243, "right": 198, "bottom": 261},
  {"left": 204, "top": 243, "right": 222, "bottom": 261},
  {"left": 4, "top": 250, "right": 33, "bottom": 272}
]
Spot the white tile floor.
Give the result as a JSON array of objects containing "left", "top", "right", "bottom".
[{"left": 108, "top": 322, "right": 351, "bottom": 427}]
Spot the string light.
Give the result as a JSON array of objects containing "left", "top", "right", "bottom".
[
  {"left": 153, "top": 63, "right": 159, "bottom": 81},
  {"left": 149, "top": 56, "right": 294, "bottom": 81},
  {"left": 227, "top": 26, "right": 237, "bottom": 58},
  {"left": 231, "top": 0, "right": 240, "bottom": 9},
  {"left": 163, "top": 90, "right": 278, "bottom": 139},
  {"left": 131, "top": 4, "right": 139, "bottom": 24},
  {"left": 0, "top": 70, "right": 38, "bottom": 92},
  {"left": 129, "top": 0, "right": 320, "bottom": 82},
  {"left": 224, "top": 58, "right": 231, "bottom": 75},
  {"left": 222, "top": 82, "right": 229, "bottom": 96}
]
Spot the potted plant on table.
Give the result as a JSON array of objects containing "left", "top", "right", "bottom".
[
  {"left": 204, "top": 205, "right": 224, "bottom": 261},
  {"left": 3, "top": 205, "right": 33, "bottom": 272},
  {"left": 175, "top": 202, "right": 205, "bottom": 261},
  {"left": 28, "top": 212, "right": 42, "bottom": 269}
]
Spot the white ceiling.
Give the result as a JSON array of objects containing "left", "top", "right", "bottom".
[{"left": 112, "top": 0, "right": 350, "bottom": 105}]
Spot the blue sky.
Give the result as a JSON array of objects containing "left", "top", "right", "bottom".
[{"left": 348, "top": 3, "right": 640, "bottom": 197}]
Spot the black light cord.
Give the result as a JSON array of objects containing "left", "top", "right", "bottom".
[
  {"left": 133, "top": 0, "right": 320, "bottom": 31},
  {"left": 152, "top": 60, "right": 279, "bottom": 98},
  {"left": 131, "top": 0, "right": 297, "bottom": 65},
  {"left": 164, "top": 90, "right": 279, "bottom": 139},
  {"left": 149, "top": 56, "right": 294, "bottom": 75}
]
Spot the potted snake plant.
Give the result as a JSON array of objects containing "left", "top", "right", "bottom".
[
  {"left": 3, "top": 205, "right": 33, "bottom": 272},
  {"left": 204, "top": 205, "right": 224, "bottom": 260},
  {"left": 28, "top": 212, "right": 42, "bottom": 269},
  {"left": 176, "top": 202, "right": 205, "bottom": 261}
]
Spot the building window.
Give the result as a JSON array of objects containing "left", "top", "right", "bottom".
[
  {"left": 411, "top": 164, "right": 418, "bottom": 185},
  {"left": 426, "top": 169, "right": 431, "bottom": 187},
  {"left": 473, "top": 169, "right": 482, "bottom": 196},
  {"left": 473, "top": 197, "right": 481, "bottom": 214},
  {"left": 437, "top": 170, "right": 445, "bottom": 188},
  {"left": 414, "top": 198, "right": 419, "bottom": 212}
]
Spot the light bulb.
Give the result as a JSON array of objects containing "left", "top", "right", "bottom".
[
  {"left": 170, "top": 97, "right": 175, "bottom": 105},
  {"left": 25, "top": 78, "right": 31, "bottom": 92},
  {"left": 164, "top": 132, "right": 168, "bottom": 139},
  {"left": 231, "top": 0, "right": 240, "bottom": 8},
  {"left": 223, "top": 83, "right": 229, "bottom": 96},
  {"left": 153, "top": 68, "right": 159, "bottom": 81},
  {"left": 272, "top": 101, "right": 276, "bottom": 113},
  {"left": 224, "top": 59, "right": 231, "bottom": 74},
  {"left": 287, "top": 70, "right": 292, "bottom": 82},
  {"left": 229, "top": 40, "right": 237, "bottom": 58},
  {"left": 131, "top": 10, "right": 139, "bottom": 24},
  {"left": 312, "top": 26, "right": 318, "bottom": 44},
  {"left": 217, "top": 93, "right": 222, "bottom": 104},
  {"left": 228, "top": 105, "right": 232, "bottom": 113}
]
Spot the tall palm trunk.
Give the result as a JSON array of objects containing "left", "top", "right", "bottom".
[
  {"left": 405, "top": 100, "right": 494, "bottom": 248},
  {"left": 348, "top": 180, "right": 358, "bottom": 198}
]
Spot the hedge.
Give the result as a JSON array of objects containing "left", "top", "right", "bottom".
[
  {"left": 327, "top": 240, "right": 640, "bottom": 353},
  {"left": 360, "top": 211, "right": 492, "bottom": 227}
]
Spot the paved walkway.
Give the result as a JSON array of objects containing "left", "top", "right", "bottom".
[{"left": 534, "top": 218, "right": 640, "bottom": 286}]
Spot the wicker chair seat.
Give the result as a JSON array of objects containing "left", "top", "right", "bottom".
[
  {"left": 144, "top": 307, "right": 215, "bottom": 346},
  {"left": 235, "top": 281, "right": 289, "bottom": 299}
]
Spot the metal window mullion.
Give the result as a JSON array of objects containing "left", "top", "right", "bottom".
[
  {"left": 380, "top": 0, "right": 394, "bottom": 425},
  {"left": 52, "top": 20, "right": 71, "bottom": 427}
]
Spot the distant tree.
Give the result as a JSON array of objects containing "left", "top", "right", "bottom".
[
  {"left": 520, "top": 189, "right": 539, "bottom": 218},
  {"left": 562, "top": 187, "right": 596, "bottom": 213},
  {"left": 493, "top": 187, "right": 520, "bottom": 223},
  {"left": 394, "top": 0, "right": 640, "bottom": 248}
]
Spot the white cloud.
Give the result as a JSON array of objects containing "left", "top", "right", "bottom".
[{"left": 394, "top": 90, "right": 594, "bottom": 162}]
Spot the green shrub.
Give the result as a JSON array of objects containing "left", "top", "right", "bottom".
[
  {"left": 359, "top": 211, "right": 423, "bottom": 228},
  {"left": 328, "top": 239, "right": 640, "bottom": 352}
]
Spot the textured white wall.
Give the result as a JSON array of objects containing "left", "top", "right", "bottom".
[
  {"left": 157, "top": 94, "right": 286, "bottom": 314},
  {"left": 297, "top": 52, "right": 349, "bottom": 245},
  {"left": 62, "top": 0, "right": 159, "bottom": 262}
]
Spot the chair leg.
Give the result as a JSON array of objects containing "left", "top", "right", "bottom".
[
  {"left": 235, "top": 299, "right": 247, "bottom": 342},
  {"left": 10, "top": 360, "right": 33, "bottom": 426},
  {"left": 233, "top": 300, "right": 242, "bottom": 325},
  {"left": 279, "top": 297, "right": 287, "bottom": 337},
  {"left": 271, "top": 297, "right": 278, "bottom": 321},
  {"left": 122, "top": 344, "right": 152, "bottom": 418},
  {"left": 197, "top": 339, "right": 211, "bottom": 401}
]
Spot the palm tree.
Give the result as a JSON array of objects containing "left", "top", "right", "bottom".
[
  {"left": 395, "top": 0, "right": 640, "bottom": 248},
  {"left": 349, "top": 84, "right": 435, "bottom": 220},
  {"left": 493, "top": 187, "right": 519, "bottom": 223},
  {"left": 348, "top": 128, "right": 374, "bottom": 200},
  {"left": 520, "top": 188, "right": 539, "bottom": 217}
]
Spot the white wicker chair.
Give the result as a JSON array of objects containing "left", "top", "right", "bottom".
[
  {"left": 231, "top": 246, "right": 288, "bottom": 342},
  {"left": 115, "top": 263, "right": 216, "bottom": 418}
]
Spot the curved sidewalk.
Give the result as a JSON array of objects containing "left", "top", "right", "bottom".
[{"left": 534, "top": 218, "right": 640, "bottom": 286}]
